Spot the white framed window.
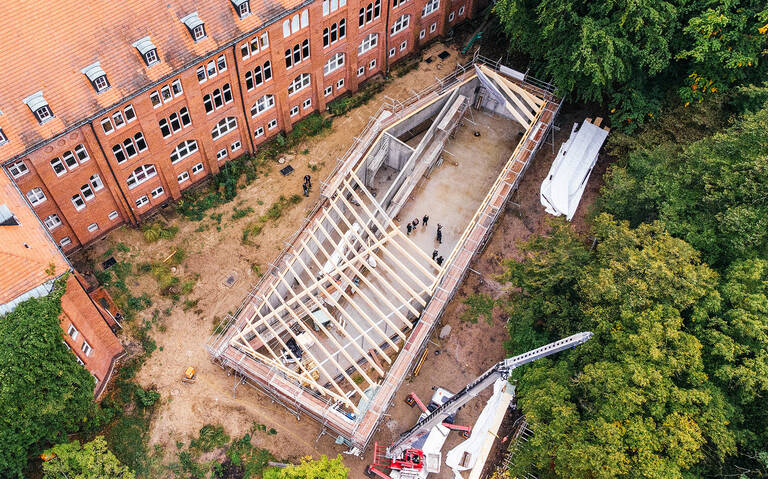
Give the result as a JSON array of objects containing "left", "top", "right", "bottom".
[
  {"left": 251, "top": 94, "right": 275, "bottom": 117},
  {"left": 358, "top": 33, "right": 378, "bottom": 55},
  {"left": 390, "top": 14, "right": 410, "bottom": 35},
  {"left": 80, "top": 183, "right": 95, "bottom": 201},
  {"left": 324, "top": 85, "right": 333, "bottom": 96},
  {"left": 389, "top": 48, "right": 396, "bottom": 57},
  {"left": 159, "top": 107, "right": 192, "bottom": 137},
  {"left": 112, "top": 112, "right": 125, "bottom": 129},
  {"left": 254, "top": 126, "right": 265, "bottom": 138},
  {"left": 211, "top": 117, "right": 238, "bottom": 140},
  {"left": 151, "top": 186, "right": 165, "bottom": 198},
  {"left": 173, "top": 79, "right": 185, "bottom": 96},
  {"left": 71, "top": 194, "right": 85, "bottom": 211},
  {"left": 8, "top": 161, "right": 29, "bottom": 178},
  {"left": 267, "top": 118, "right": 278, "bottom": 130},
  {"left": 285, "top": 39, "right": 311, "bottom": 69},
  {"left": 0, "top": 128, "right": 7, "bottom": 146},
  {"left": 336, "top": 78, "right": 345, "bottom": 89},
  {"left": 81, "top": 340, "right": 93, "bottom": 356},
  {"left": 419, "top": 29, "right": 425, "bottom": 39},
  {"left": 170, "top": 140, "right": 199, "bottom": 164},
  {"left": 108, "top": 210, "right": 119, "bottom": 220},
  {"left": 192, "top": 24, "right": 206, "bottom": 41},
  {"left": 358, "top": 0, "right": 381, "bottom": 27},
  {"left": 369, "top": 59, "right": 377, "bottom": 70},
  {"left": 44, "top": 214, "right": 61, "bottom": 230},
  {"left": 67, "top": 324, "right": 79, "bottom": 340},
  {"left": 283, "top": 11, "right": 308, "bottom": 37},
  {"left": 135, "top": 195, "right": 149, "bottom": 208},
  {"left": 324, "top": 52, "right": 345, "bottom": 75},
  {"left": 323, "top": 19, "right": 347, "bottom": 47},
  {"left": 60, "top": 237, "right": 72, "bottom": 247},
  {"left": 449, "top": 11, "right": 455, "bottom": 21},
  {"left": 126, "top": 164, "right": 157, "bottom": 189},
  {"left": 191, "top": 162, "right": 204, "bottom": 175},
  {"left": 149, "top": 91, "right": 161, "bottom": 108},
  {"left": 357, "top": 66, "right": 365, "bottom": 77},
  {"left": 34, "top": 105, "right": 54, "bottom": 124},
  {"left": 423, "top": 0, "right": 439, "bottom": 17},
  {"left": 90, "top": 174, "right": 104, "bottom": 191},
  {"left": 101, "top": 118, "right": 113, "bottom": 134},
  {"left": 178, "top": 171, "right": 190, "bottom": 183},
  {"left": 236, "top": 0, "right": 251, "bottom": 18},
  {"left": 290, "top": 105, "right": 299, "bottom": 117},
  {"left": 217, "top": 148, "right": 228, "bottom": 161},
  {"left": 400, "top": 40, "right": 407, "bottom": 51},
  {"left": 302, "top": 98, "right": 312, "bottom": 109},
  {"left": 458, "top": 5, "right": 465, "bottom": 15},
  {"left": 393, "top": 0, "right": 407, "bottom": 7},
  {"left": 203, "top": 84, "right": 234, "bottom": 113},
  {"left": 111, "top": 133, "right": 147, "bottom": 164},
  {"left": 288, "top": 73, "right": 311, "bottom": 95},
  {"left": 125, "top": 104, "right": 137, "bottom": 122},
  {"left": 430, "top": 22, "right": 437, "bottom": 33},
  {"left": 50, "top": 158, "right": 66, "bottom": 176},
  {"left": 26, "top": 187, "right": 46, "bottom": 206},
  {"left": 322, "top": 0, "right": 345, "bottom": 15},
  {"left": 231, "top": 140, "right": 242, "bottom": 152},
  {"left": 87, "top": 223, "right": 99, "bottom": 233},
  {"left": 144, "top": 48, "right": 159, "bottom": 65}
]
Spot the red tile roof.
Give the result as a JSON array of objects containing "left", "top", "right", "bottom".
[
  {"left": 0, "top": 0, "right": 306, "bottom": 160},
  {"left": 0, "top": 172, "right": 69, "bottom": 304}
]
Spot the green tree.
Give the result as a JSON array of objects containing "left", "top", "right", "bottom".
[
  {"left": 0, "top": 279, "right": 94, "bottom": 478},
  {"left": 598, "top": 101, "right": 768, "bottom": 268},
  {"left": 265, "top": 455, "right": 348, "bottom": 478},
  {"left": 42, "top": 436, "right": 134, "bottom": 479},
  {"left": 506, "top": 215, "right": 735, "bottom": 478},
  {"left": 677, "top": 1, "right": 768, "bottom": 104}
]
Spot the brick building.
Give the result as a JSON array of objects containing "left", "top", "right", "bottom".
[
  {"left": 0, "top": 0, "right": 476, "bottom": 252},
  {"left": 0, "top": 172, "right": 124, "bottom": 398}
]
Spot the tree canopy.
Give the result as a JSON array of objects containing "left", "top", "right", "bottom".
[
  {"left": 263, "top": 455, "right": 348, "bottom": 479},
  {"left": 597, "top": 99, "right": 768, "bottom": 268},
  {"left": 492, "top": 0, "right": 768, "bottom": 126},
  {"left": 0, "top": 280, "right": 95, "bottom": 478},
  {"left": 505, "top": 216, "right": 735, "bottom": 478},
  {"left": 42, "top": 436, "right": 134, "bottom": 479}
]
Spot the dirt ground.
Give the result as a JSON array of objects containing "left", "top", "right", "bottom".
[{"left": 73, "top": 42, "right": 605, "bottom": 476}]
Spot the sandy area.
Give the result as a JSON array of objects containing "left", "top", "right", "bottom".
[{"left": 73, "top": 42, "right": 605, "bottom": 475}]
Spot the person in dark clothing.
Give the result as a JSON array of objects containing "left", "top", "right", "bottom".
[
  {"left": 436, "top": 224, "right": 443, "bottom": 244},
  {"left": 304, "top": 175, "right": 312, "bottom": 188},
  {"left": 436, "top": 256, "right": 444, "bottom": 266},
  {"left": 423, "top": 215, "right": 429, "bottom": 227},
  {"left": 412, "top": 218, "right": 419, "bottom": 228},
  {"left": 407, "top": 223, "right": 412, "bottom": 235},
  {"left": 302, "top": 184, "right": 309, "bottom": 197},
  {"left": 432, "top": 250, "right": 438, "bottom": 261}
]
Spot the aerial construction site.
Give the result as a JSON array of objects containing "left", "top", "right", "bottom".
[{"left": 207, "top": 54, "right": 562, "bottom": 455}]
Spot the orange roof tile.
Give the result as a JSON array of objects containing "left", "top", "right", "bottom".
[
  {"left": 0, "top": 0, "right": 306, "bottom": 159},
  {"left": 0, "top": 172, "right": 69, "bottom": 304}
]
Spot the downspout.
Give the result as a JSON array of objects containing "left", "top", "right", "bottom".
[
  {"left": 233, "top": 44, "right": 257, "bottom": 153},
  {"left": 87, "top": 123, "right": 139, "bottom": 225},
  {"left": 384, "top": 0, "right": 393, "bottom": 77}
]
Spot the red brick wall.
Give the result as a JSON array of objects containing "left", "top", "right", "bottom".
[
  {"left": 3, "top": 0, "right": 467, "bottom": 252},
  {"left": 59, "top": 275, "right": 124, "bottom": 398}
]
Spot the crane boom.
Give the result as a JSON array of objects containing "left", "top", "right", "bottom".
[{"left": 387, "top": 331, "right": 593, "bottom": 458}]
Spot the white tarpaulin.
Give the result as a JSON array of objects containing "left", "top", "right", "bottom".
[
  {"left": 540, "top": 120, "right": 609, "bottom": 220},
  {"left": 444, "top": 379, "right": 515, "bottom": 478}
]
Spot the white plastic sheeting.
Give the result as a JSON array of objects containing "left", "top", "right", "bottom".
[
  {"left": 540, "top": 121, "right": 609, "bottom": 220},
  {"left": 444, "top": 379, "right": 515, "bottom": 478}
]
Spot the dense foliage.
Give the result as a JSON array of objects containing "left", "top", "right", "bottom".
[
  {"left": 264, "top": 455, "right": 348, "bottom": 479},
  {"left": 42, "top": 436, "right": 135, "bottom": 479},
  {"left": 504, "top": 216, "right": 734, "bottom": 477},
  {"left": 597, "top": 100, "right": 768, "bottom": 268},
  {"left": 0, "top": 279, "right": 95, "bottom": 478},
  {"left": 493, "top": 0, "right": 768, "bottom": 127}
]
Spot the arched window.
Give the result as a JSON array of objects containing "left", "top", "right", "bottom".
[
  {"left": 211, "top": 117, "right": 238, "bottom": 140},
  {"left": 390, "top": 14, "right": 410, "bottom": 35},
  {"left": 288, "top": 73, "right": 311, "bottom": 95},
  {"left": 126, "top": 164, "right": 157, "bottom": 189},
  {"left": 359, "top": 1, "right": 380, "bottom": 26},
  {"left": 285, "top": 41, "right": 310, "bottom": 68},
  {"left": 324, "top": 52, "right": 345, "bottom": 75},
  {"left": 283, "top": 19, "right": 291, "bottom": 37},
  {"left": 170, "top": 140, "right": 199, "bottom": 163}
]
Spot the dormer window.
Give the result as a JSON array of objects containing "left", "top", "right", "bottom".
[
  {"left": 81, "top": 62, "right": 110, "bottom": 93},
  {"left": 231, "top": 0, "right": 251, "bottom": 18},
  {"left": 132, "top": 37, "right": 160, "bottom": 66},
  {"left": 181, "top": 13, "right": 206, "bottom": 41},
  {"left": 22, "top": 92, "right": 54, "bottom": 124}
]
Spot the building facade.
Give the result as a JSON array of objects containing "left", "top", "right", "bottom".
[
  {"left": 0, "top": 172, "right": 124, "bottom": 398},
  {"left": 0, "top": 0, "right": 476, "bottom": 253}
]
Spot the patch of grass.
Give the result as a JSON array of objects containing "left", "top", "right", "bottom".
[
  {"left": 242, "top": 195, "right": 303, "bottom": 245},
  {"left": 168, "top": 247, "right": 186, "bottom": 266},
  {"left": 183, "top": 298, "right": 200, "bottom": 311},
  {"left": 328, "top": 81, "right": 386, "bottom": 116},
  {"left": 232, "top": 206, "right": 254, "bottom": 220},
  {"left": 251, "top": 263, "right": 262, "bottom": 276},
  {"left": 460, "top": 293, "right": 495, "bottom": 324},
  {"left": 116, "top": 242, "right": 131, "bottom": 253},
  {"left": 142, "top": 221, "right": 179, "bottom": 243}
]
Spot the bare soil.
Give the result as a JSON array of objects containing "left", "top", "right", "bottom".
[{"left": 73, "top": 42, "right": 606, "bottom": 476}]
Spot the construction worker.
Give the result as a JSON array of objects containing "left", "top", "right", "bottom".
[
  {"left": 436, "top": 256, "right": 444, "bottom": 266},
  {"left": 432, "top": 249, "right": 438, "bottom": 261},
  {"left": 436, "top": 224, "right": 443, "bottom": 244},
  {"left": 423, "top": 215, "right": 429, "bottom": 227},
  {"left": 407, "top": 223, "right": 412, "bottom": 235}
]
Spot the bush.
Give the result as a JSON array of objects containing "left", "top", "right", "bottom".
[{"left": 141, "top": 221, "right": 178, "bottom": 243}]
